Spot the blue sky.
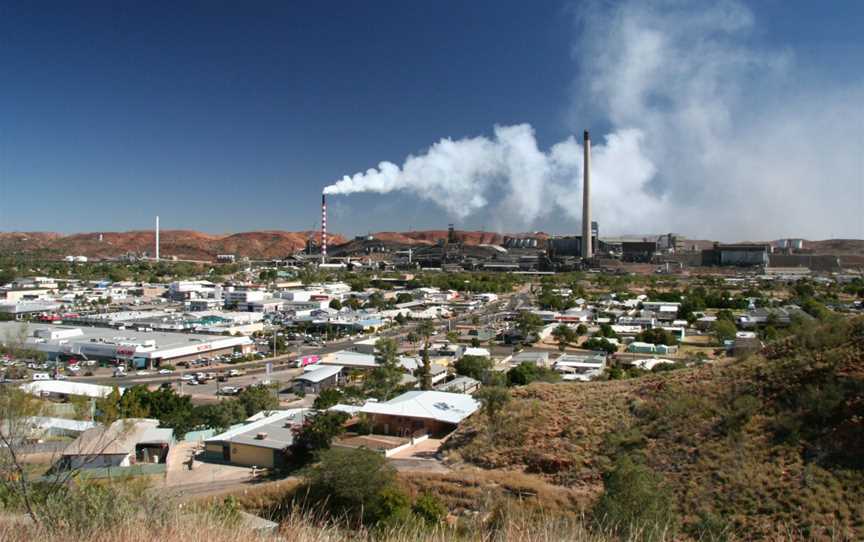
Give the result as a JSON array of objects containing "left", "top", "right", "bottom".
[{"left": 1, "top": 1, "right": 862, "bottom": 239}]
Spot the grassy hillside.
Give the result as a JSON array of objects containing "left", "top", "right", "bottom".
[{"left": 445, "top": 318, "right": 864, "bottom": 539}]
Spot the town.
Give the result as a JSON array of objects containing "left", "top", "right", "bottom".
[
  {"left": 2, "top": 0, "right": 863, "bottom": 540},
  {"left": 1, "top": 231, "right": 862, "bottom": 535}
]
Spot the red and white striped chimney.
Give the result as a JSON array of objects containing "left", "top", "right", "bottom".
[{"left": 321, "top": 193, "right": 327, "bottom": 262}]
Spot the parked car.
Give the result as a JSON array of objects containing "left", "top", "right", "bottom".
[
  {"left": 187, "top": 379, "right": 200, "bottom": 386},
  {"left": 32, "top": 373, "right": 51, "bottom": 381},
  {"left": 136, "top": 370, "right": 151, "bottom": 376},
  {"left": 180, "top": 374, "right": 195, "bottom": 381},
  {"left": 158, "top": 368, "right": 173, "bottom": 375},
  {"left": 217, "top": 386, "right": 238, "bottom": 396}
]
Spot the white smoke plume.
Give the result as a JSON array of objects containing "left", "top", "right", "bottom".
[{"left": 325, "top": 0, "right": 864, "bottom": 240}]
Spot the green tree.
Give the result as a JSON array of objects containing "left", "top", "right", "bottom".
[
  {"left": 291, "top": 411, "right": 350, "bottom": 461},
  {"left": 0, "top": 268, "right": 16, "bottom": 285},
  {"left": 474, "top": 386, "right": 510, "bottom": 435},
  {"left": 417, "top": 320, "right": 436, "bottom": 390},
  {"left": 636, "top": 328, "right": 677, "bottom": 346},
  {"left": 94, "top": 387, "right": 123, "bottom": 424},
  {"left": 312, "top": 388, "right": 344, "bottom": 410},
  {"left": 551, "top": 324, "right": 575, "bottom": 351},
  {"left": 236, "top": 384, "right": 279, "bottom": 417},
  {"left": 576, "top": 323, "right": 588, "bottom": 336},
  {"left": 711, "top": 319, "right": 738, "bottom": 344},
  {"left": 597, "top": 323, "right": 619, "bottom": 339},
  {"left": 329, "top": 298, "right": 342, "bottom": 310},
  {"left": 196, "top": 400, "right": 247, "bottom": 433},
  {"left": 516, "top": 312, "right": 544, "bottom": 343},
  {"left": 454, "top": 355, "right": 493, "bottom": 380},
  {"left": 582, "top": 337, "right": 618, "bottom": 354},
  {"left": 364, "top": 338, "right": 404, "bottom": 400},
  {"left": 107, "top": 266, "right": 130, "bottom": 282}
]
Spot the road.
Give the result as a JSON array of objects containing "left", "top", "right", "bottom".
[{"left": 67, "top": 289, "right": 530, "bottom": 397}]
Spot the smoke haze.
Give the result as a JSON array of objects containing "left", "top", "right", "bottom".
[{"left": 325, "top": 0, "right": 864, "bottom": 240}]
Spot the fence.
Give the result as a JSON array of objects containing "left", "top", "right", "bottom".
[{"left": 73, "top": 463, "right": 167, "bottom": 479}]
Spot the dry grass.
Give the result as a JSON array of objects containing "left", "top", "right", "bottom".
[
  {"left": 444, "top": 335, "right": 864, "bottom": 540},
  {"left": 0, "top": 507, "right": 667, "bottom": 542}
]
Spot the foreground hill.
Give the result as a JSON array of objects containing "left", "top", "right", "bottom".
[{"left": 445, "top": 318, "right": 864, "bottom": 539}]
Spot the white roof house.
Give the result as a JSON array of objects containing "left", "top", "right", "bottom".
[
  {"left": 294, "top": 365, "right": 343, "bottom": 384},
  {"left": 358, "top": 391, "right": 479, "bottom": 425},
  {"left": 463, "top": 347, "right": 490, "bottom": 358},
  {"left": 322, "top": 350, "right": 378, "bottom": 369},
  {"left": 20, "top": 380, "right": 123, "bottom": 399}
]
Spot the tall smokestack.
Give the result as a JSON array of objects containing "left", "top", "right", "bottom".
[
  {"left": 582, "top": 130, "right": 592, "bottom": 260},
  {"left": 321, "top": 194, "right": 327, "bottom": 263},
  {"left": 155, "top": 215, "right": 160, "bottom": 261}
]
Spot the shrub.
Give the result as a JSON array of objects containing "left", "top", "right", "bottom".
[
  {"left": 506, "top": 362, "right": 560, "bottom": 386},
  {"left": 411, "top": 493, "right": 447, "bottom": 525},
  {"left": 717, "top": 394, "right": 760, "bottom": 436},
  {"left": 593, "top": 455, "right": 675, "bottom": 540},
  {"left": 365, "top": 485, "right": 412, "bottom": 527},
  {"left": 299, "top": 447, "right": 399, "bottom": 526}
]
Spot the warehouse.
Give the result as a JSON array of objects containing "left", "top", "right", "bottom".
[{"left": 0, "top": 321, "right": 254, "bottom": 368}]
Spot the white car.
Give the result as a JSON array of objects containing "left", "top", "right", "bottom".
[
  {"left": 187, "top": 379, "right": 200, "bottom": 386},
  {"left": 67, "top": 365, "right": 81, "bottom": 372},
  {"left": 136, "top": 371, "right": 151, "bottom": 376},
  {"left": 158, "top": 369, "right": 173, "bottom": 375},
  {"left": 180, "top": 374, "right": 195, "bottom": 381}
]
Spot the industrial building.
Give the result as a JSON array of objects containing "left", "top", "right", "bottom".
[
  {"left": 58, "top": 419, "right": 172, "bottom": 470},
  {"left": 622, "top": 241, "right": 658, "bottom": 262},
  {"left": 701, "top": 244, "right": 771, "bottom": 266}
]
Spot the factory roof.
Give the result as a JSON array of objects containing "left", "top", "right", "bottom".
[{"left": 0, "top": 321, "right": 252, "bottom": 360}]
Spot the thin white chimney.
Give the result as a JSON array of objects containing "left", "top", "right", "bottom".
[
  {"left": 155, "top": 215, "right": 160, "bottom": 261},
  {"left": 582, "top": 130, "right": 592, "bottom": 260}
]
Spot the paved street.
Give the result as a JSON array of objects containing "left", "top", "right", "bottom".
[{"left": 55, "top": 291, "right": 522, "bottom": 400}]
